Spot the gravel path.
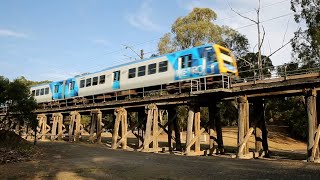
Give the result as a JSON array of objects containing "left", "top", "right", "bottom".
[{"left": 0, "top": 141, "right": 320, "bottom": 180}]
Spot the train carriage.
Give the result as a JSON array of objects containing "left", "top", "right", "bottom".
[{"left": 31, "top": 43, "right": 238, "bottom": 105}]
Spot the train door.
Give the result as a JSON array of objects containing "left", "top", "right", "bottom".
[
  {"left": 64, "top": 78, "right": 78, "bottom": 98},
  {"left": 203, "top": 47, "right": 218, "bottom": 74},
  {"left": 112, "top": 70, "right": 120, "bottom": 90},
  {"left": 51, "top": 81, "right": 65, "bottom": 100}
]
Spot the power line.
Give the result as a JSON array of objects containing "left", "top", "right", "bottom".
[
  {"left": 220, "top": 0, "right": 290, "bottom": 23},
  {"left": 234, "top": 12, "right": 294, "bottom": 30},
  {"left": 37, "top": 2, "right": 297, "bottom": 80}
]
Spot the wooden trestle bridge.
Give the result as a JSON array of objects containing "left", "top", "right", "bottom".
[{"left": 3, "top": 65, "right": 320, "bottom": 162}]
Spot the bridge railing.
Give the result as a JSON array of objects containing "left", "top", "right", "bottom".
[{"left": 232, "top": 63, "right": 320, "bottom": 84}]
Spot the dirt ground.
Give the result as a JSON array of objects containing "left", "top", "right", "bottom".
[
  {"left": 0, "top": 141, "right": 319, "bottom": 180},
  {"left": 0, "top": 126, "right": 316, "bottom": 180}
]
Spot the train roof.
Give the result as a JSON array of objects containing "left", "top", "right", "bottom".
[
  {"left": 76, "top": 43, "right": 213, "bottom": 78},
  {"left": 31, "top": 43, "right": 215, "bottom": 88},
  {"left": 31, "top": 83, "right": 50, "bottom": 88}
]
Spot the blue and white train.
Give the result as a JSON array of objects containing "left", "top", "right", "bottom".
[{"left": 31, "top": 44, "right": 238, "bottom": 104}]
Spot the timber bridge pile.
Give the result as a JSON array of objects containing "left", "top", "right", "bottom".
[{"left": 2, "top": 64, "right": 320, "bottom": 162}]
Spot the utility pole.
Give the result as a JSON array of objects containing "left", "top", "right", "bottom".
[
  {"left": 257, "top": 5, "right": 263, "bottom": 79},
  {"left": 231, "top": 0, "right": 265, "bottom": 79},
  {"left": 140, "top": 49, "right": 144, "bottom": 59},
  {"left": 123, "top": 44, "right": 144, "bottom": 60}
]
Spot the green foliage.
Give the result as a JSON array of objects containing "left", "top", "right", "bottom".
[
  {"left": 219, "top": 102, "right": 238, "bottom": 126},
  {"left": 0, "top": 76, "right": 38, "bottom": 128},
  {"left": 220, "top": 26, "right": 249, "bottom": 58},
  {"left": 81, "top": 115, "right": 91, "bottom": 127},
  {"left": 158, "top": 33, "right": 176, "bottom": 55},
  {"left": 171, "top": 7, "right": 222, "bottom": 49},
  {"left": 158, "top": 7, "right": 249, "bottom": 59},
  {"left": 291, "top": 0, "right": 320, "bottom": 65},
  {"left": 176, "top": 106, "right": 188, "bottom": 131},
  {"left": 0, "top": 76, "right": 10, "bottom": 104},
  {"left": 15, "top": 76, "right": 52, "bottom": 87},
  {"left": 266, "top": 97, "right": 307, "bottom": 140}
]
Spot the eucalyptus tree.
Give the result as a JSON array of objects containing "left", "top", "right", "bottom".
[
  {"left": 291, "top": 0, "right": 320, "bottom": 66},
  {"left": 158, "top": 7, "right": 249, "bottom": 58}
]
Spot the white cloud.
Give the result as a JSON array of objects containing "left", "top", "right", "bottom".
[
  {"left": 126, "top": 0, "right": 163, "bottom": 32},
  {"left": 176, "top": 0, "right": 301, "bottom": 65},
  {"left": 0, "top": 28, "right": 28, "bottom": 38}
]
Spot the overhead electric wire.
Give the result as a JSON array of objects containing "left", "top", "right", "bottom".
[
  {"left": 40, "top": 1, "right": 296, "bottom": 80},
  {"left": 219, "top": 0, "right": 290, "bottom": 23}
]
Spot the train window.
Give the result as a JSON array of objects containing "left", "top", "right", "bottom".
[
  {"left": 69, "top": 81, "right": 74, "bottom": 90},
  {"left": 80, "top": 80, "right": 85, "bottom": 88},
  {"left": 113, "top": 71, "right": 120, "bottom": 81},
  {"left": 180, "top": 56, "right": 186, "bottom": 68},
  {"left": 138, "top": 66, "right": 146, "bottom": 77},
  {"left": 99, "top": 75, "right": 105, "bottom": 84},
  {"left": 148, "top": 63, "right": 156, "bottom": 75},
  {"left": 128, "top": 68, "right": 136, "bottom": 78},
  {"left": 92, "top": 77, "right": 98, "bottom": 86},
  {"left": 219, "top": 49, "right": 230, "bottom": 56},
  {"left": 40, "top": 88, "right": 44, "bottom": 96},
  {"left": 207, "top": 51, "right": 215, "bottom": 63},
  {"left": 36, "top": 89, "right": 40, "bottom": 96},
  {"left": 159, "top": 61, "right": 168, "bottom": 73},
  {"left": 86, "top": 78, "right": 91, "bottom": 87},
  {"left": 187, "top": 54, "right": 192, "bottom": 67},
  {"left": 45, "top": 87, "right": 49, "bottom": 95},
  {"left": 54, "top": 85, "right": 59, "bottom": 93},
  {"left": 32, "top": 90, "right": 35, "bottom": 96}
]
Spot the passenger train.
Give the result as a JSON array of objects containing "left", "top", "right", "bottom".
[{"left": 31, "top": 44, "right": 238, "bottom": 104}]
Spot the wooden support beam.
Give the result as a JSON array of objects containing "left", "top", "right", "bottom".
[
  {"left": 172, "top": 109, "right": 182, "bottom": 151},
  {"left": 215, "top": 103, "right": 224, "bottom": 154},
  {"left": 168, "top": 109, "right": 174, "bottom": 151},
  {"left": 186, "top": 106, "right": 195, "bottom": 154},
  {"left": 89, "top": 109, "right": 103, "bottom": 144},
  {"left": 185, "top": 104, "right": 202, "bottom": 155},
  {"left": 51, "top": 113, "right": 64, "bottom": 141},
  {"left": 69, "top": 111, "right": 82, "bottom": 142},
  {"left": 208, "top": 105, "right": 216, "bottom": 155},
  {"left": 137, "top": 110, "right": 145, "bottom": 148},
  {"left": 209, "top": 129, "right": 216, "bottom": 155},
  {"left": 252, "top": 99, "right": 269, "bottom": 158},
  {"left": 112, "top": 107, "right": 127, "bottom": 149},
  {"left": 194, "top": 106, "right": 201, "bottom": 152},
  {"left": 142, "top": 104, "right": 159, "bottom": 152},
  {"left": 152, "top": 107, "right": 159, "bottom": 151},
  {"left": 37, "top": 114, "right": 50, "bottom": 141},
  {"left": 51, "top": 115, "right": 57, "bottom": 141},
  {"left": 237, "top": 96, "right": 250, "bottom": 158},
  {"left": 143, "top": 106, "right": 153, "bottom": 151},
  {"left": 121, "top": 109, "right": 127, "bottom": 149},
  {"left": 208, "top": 103, "right": 224, "bottom": 155},
  {"left": 311, "top": 124, "right": 320, "bottom": 161},
  {"left": 306, "top": 89, "right": 318, "bottom": 162},
  {"left": 185, "top": 128, "right": 206, "bottom": 153}
]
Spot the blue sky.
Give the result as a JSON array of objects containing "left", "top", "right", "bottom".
[{"left": 0, "top": 0, "right": 299, "bottom": 81}]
